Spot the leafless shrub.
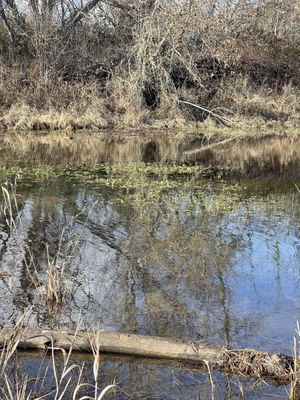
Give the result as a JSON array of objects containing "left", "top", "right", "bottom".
[{"left": 0, "top": 0, "right": 299, "bottom": 128}]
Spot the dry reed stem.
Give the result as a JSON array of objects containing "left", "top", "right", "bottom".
[
  {"left": 289, "top": 322, "right": 300, "bottom": 400},
  {"left": 0, "top": 316, "right": 117, "bottom": 399},
  {"left": 204, "top": 360, "right": 215, "bottom": 400}
]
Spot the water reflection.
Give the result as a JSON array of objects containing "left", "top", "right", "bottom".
[
  {"left": 0, "top": 175, "right": 300, "bottom": 398},
  {"left": 18, "top": 352, "right": 288, "bottom": 399},
  {"left": 2, "top": 132, "right": 300, "bottom": 177}
]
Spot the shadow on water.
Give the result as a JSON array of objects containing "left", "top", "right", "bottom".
[{"left": 142, "top": 140, "right": 160, "bottom": 162}]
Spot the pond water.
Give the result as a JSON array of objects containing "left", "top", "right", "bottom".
[{"left": 0, "top": 136, "right": 300, "bottom": 398}]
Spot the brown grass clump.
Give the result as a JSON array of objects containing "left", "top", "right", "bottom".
[
  {"left": 44, "top": 262, "right": 64, "bottom": 306},
  {"left": 1, "top": 102, "right": 111, "bottom": 131},
  {"left": 0, "top": 66, "right": 112, "bottom": 130},
  {"left": 212, "top": 78, "right": 300, "bottom": 127},
  {"left": 221, "top": 348, "right": 292, "bottom": 384},
  {"left": 289, "top": 322, "right": 300, "bottom": 400}
]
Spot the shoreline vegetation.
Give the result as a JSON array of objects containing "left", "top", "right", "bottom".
[
  {"left": 1, "top": 321, "right": 298, "bottom": 399},
  {"left": 0, "top": 0, "right": 300, "bottom": 133}
]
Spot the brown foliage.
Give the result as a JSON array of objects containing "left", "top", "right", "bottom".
[{"left": 0, "top": 0, "right": 299, "bottom": 129}]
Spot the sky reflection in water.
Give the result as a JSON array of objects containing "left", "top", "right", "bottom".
[{"left": 0, "top": 174, "right": 299, "bottom": 399}]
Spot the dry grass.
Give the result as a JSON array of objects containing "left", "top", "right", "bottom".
[
  {"left": 0, "top": 318, "right": 118, "bottom": 399},
  {"left": 1, "top": 70, "right": 299, "bottom": 133},
  {"left": 212, "top": 77, "right": 300, "bottom": 127},
  {"left": 0, "top": 1, "right": 300, "bottom": 132},
  {"left": 289, "top": 322, "right": 300, "bottom": 400},
  {"left": 43, "top": 219, "right": 80, "bottom": 308},
  {"left": 1, "top": 180, "right": 21, "bottom": 230},
  {"left": 0, "top": 100, "right": 111, "bottom": 132},
  {"left": 0, "top": 317, "right": 297, "bottom": 399},
  {"left": 0, "top": 181, "right": 118, "bottom": 398},
  {"left": 0, "top": 65, "right": 112, "bottom": 131},
  {"left": 44, "top": 262, "right": 64, "bottom": 306},
  {"left": 221, "top": 348, "right": 292, "bottom": 384},
  {"left": 1, "top": 181, "right": 41, "bottom": 288}
]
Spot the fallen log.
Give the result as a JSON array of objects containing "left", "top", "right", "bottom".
[{"left": 0, "top": 327, "right": 293, "bottom": 384}]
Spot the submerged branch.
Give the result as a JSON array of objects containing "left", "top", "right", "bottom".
[{"left": 0, "top": 327, "right": 293, "bottom": 384}]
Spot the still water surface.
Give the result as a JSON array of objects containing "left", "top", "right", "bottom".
[{"left": 0, "top": 161, "right": 299, "bottom": 398}]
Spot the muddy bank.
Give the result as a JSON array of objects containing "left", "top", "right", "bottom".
[{"left": 0, "top": 131, "right": 300, "bottom": 177}]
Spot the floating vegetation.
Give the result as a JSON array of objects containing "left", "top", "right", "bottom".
[
  {"left": 0, "top": 163, "right": 241, "bottom": 213},
  {"left": 0, "top": 163, "right": 298, "bottom": 219},
  {"left": 0, "top": 163, "right": 226, "bottom": 186}
]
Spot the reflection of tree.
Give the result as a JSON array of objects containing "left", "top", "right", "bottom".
[
  {"left": 0, "top": 183, "right": 90, "bottom": 324},
  {"left": 0, "top": 178, "right": 300, "bottom": 353},
  {"left": 123, "top": 190, "right": 242, "bottom": 345}
]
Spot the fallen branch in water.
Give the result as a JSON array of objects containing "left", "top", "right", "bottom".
[{"left": 0, "top": 327, "right": 293, "bottom": 384}]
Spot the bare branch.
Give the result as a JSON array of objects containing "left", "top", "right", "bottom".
[
  {"left": 0, "top": 0, "right": 17, "bottom": 40},
  {"left": 5, "top": 0, "right": 25, "bottom": 32},
  {"left": 66, "top": 0, "right": 102, "bottom": 27}
]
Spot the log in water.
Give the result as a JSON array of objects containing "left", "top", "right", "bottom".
[{"left": 0, "top": 327, "right": 293, "bottom": 384}]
